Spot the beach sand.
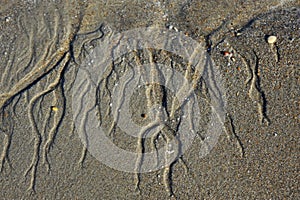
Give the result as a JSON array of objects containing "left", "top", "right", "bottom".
[{"left": 0, "top": 1, "right": 299, "bottom": 199}]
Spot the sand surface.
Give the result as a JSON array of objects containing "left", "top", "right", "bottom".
[{"left": 0, "top": 1, "right": 299, "bottom": 199}]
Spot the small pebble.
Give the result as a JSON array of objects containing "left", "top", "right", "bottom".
[
  {"left": 267, "top": 35, "right": 277, "bottom": 44},
  {"left": 51, "top": 106, "right": 58, "bottom": 111},
  {"left": 5, "top": 16, "right": 12, "bottom": 22}
]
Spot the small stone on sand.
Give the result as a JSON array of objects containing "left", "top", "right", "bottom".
[
  {"left": 51, "top": 106, "right": 58, "bottom": 111},
  {"left": 267, "top": 35, "right": 277, "bottom": 44}
]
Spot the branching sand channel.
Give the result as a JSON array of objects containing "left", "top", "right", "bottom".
[
  {"left": 0, "top": 20, "right": 229, "bottom": 196},
  {"left": 0, "top": 1, "right": 85, "bottom": 194},
  {"left": 72, "top": 26, "right": 229, "bottom": 196},
  {"left": 7, "top": 3, "right": 299, "bottom": 197},
  {"left": 83, "top": 50, "right": 210, "bottom": 196}
]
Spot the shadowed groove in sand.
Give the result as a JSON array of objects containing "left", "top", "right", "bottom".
[{"left": 235, "top": 49, "right": 271, "bottom": 125}]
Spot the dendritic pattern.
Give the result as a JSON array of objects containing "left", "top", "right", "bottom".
[
  {"left": 0, "top": 12, "right": 245, "bottom": 198},
  {"left": 1, "top": 2, "right": 297, "bottom": 197},
  {"left": 0, "top": 1, "right": 84, "bottom": 193},
  {"left": 74, "top": 42, "right": 213, "bottom": 196}
]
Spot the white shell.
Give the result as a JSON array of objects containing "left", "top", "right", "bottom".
[{"left": 267, "top": 35, "right": 277, "bottom": 44}]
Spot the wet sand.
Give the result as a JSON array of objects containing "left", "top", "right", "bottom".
[{"left": 0, "top": 1, "right": 299, "bottom": 199}]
